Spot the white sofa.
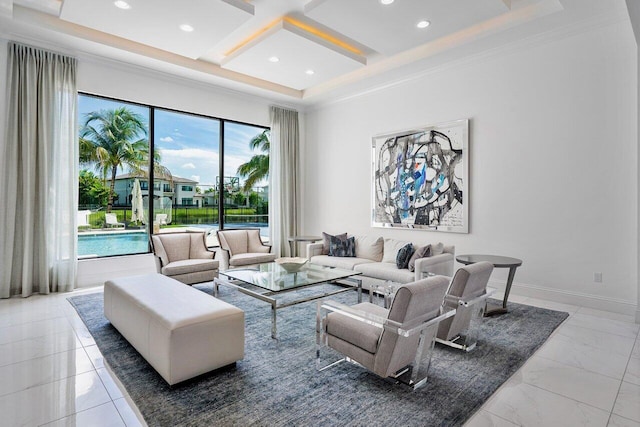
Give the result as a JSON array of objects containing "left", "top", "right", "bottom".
[{"left": 307, "top": 235, "right": 454, "bottom": 290}]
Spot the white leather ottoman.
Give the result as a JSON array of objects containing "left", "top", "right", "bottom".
[{"left": 104, "top": 273, "right": 244, "bottom": 385}]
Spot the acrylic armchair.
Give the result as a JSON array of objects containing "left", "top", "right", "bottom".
[
  {"left": 316, "top": 276, "right": 454, "bottom": 390},
  {"left": 435, "top": 261, "right": 494, "bottom": 352}
]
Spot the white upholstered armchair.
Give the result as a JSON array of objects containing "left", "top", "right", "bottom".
[
  {"left": 216, "top": 229, "right": 276, "bottom": 271},
  {"left": 151, "top": 232, "right": 219, "bottom": 285}
]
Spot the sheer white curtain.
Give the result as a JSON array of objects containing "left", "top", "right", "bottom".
[
  {"left": 0, "top": 42, "right": 78, "bottom": 298},
  {"left": 268, "top": 106, "right": 299, "bottom": 257}
]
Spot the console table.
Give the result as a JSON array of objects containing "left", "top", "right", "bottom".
[{"left": 455, "top": 254, "right": 523, "bottom": 316}]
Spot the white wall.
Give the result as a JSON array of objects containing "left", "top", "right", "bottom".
[
  {"left": 625, "top": 0, "right": 640, "bottom": 324},
  {"left": 303, "top": 22, "right": 639, "bottom": 314},
  {"left": 78, "top": 56, "right": 271, "bottom": 127}
]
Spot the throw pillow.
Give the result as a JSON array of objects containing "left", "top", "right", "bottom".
[
  {"left": 322, "top": 232, "right": 347, "bottom": 255},
  {"left": 395, "top": 243, "right": 415, "bottom": 269},
  {"left": 354, "top": 235, "right": 384, "bottom": 262},
  {"left": 382, "top": 239, "right": 411, "bottom": 264},
  {"left": 431, "top": 242, "right": 445, "bottom": 256},
  {"left": 329, "top": 236, "right": 356, "bottom": 257},
  {"left": 408, "top": 244, "right": 431, "bottom": 272}
]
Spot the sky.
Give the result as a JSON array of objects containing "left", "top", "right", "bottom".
[{"left": 78, "top": 95, "right": 267, "bottom": 189}]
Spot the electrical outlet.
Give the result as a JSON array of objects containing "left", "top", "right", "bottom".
[{"left": 594, "top": 272, "right": 603, "bottom": 283}]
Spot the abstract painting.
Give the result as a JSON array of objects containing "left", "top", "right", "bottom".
[{"left": 372, "top": 119, "right": 469, "bottom": 233}]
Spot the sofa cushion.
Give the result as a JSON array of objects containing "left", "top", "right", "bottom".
[
  {"left": 322, "top": 232, "right": 347, "bottom": 255},
  {"left": 408, "top": 245, "right": 431, "bottom": 272},
  {"left": 162, "top": 259, "right": 218, "bottom": 276},
  {"left": 395, "top": 243, "right": 415, "bottom": 269},
  {"left": 431, "top": 242, "right": 445, "bottom": 256},
  {"left": 329, "top": 236, "right": 356, "bottom": 257},
  {"left": 311, "top": 255, "right": 374, "bottom": 270},
  {"left": 354, "top": 262, "right": 415, "bottom": 283},
  {"left": 355, "top": 235, "right": 384, "bottom": 262},
  {"left": 381, "top": 238, "right": 411, "bottom": 264}
]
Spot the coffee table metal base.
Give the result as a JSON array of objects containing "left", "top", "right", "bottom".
[{"left": 214, "top": 276, "right": 363, "bottom": 339}]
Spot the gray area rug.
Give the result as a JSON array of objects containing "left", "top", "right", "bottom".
[{"left": 68, "top": 284, "right": 568, "bottom": 427}]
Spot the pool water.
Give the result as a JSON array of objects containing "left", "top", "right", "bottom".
[
  {"left": 78, "top": 232, "right": 149, "bottom": 258},
  {"left": 77, "top": 223, "right": 269, "bottom": 258}
]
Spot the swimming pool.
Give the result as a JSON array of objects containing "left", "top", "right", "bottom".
[
  {"left": 78, "top": 232, "right": 149, "bottom": 258},
  {"left": 78, "top": 223, "right": 269, "bottom": 258}
]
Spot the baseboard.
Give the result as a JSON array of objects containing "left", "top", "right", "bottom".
[{"left": 488, "top": 279, "right": 639, "bottom": 318}]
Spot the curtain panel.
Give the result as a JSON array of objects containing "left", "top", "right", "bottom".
[
  {"left": 268, "top": 106, "right": 299, "bottom": 257},
  {"left": 0, "top": 42, "right": 78, "bottom": 298}
]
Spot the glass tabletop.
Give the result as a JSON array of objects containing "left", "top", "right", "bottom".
[{"left": 220, "top": 262, "right": 361, "bottom": 292}]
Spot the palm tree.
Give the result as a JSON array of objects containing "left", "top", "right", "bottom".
[
  {"left": 237, "top": 129, "right": 270, "bottom": 192},
  {"left": 80, "top": 107, "right": 171, "bottom": 212}
]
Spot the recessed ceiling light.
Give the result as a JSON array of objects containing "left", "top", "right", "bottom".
[
  {"left": 305, "top": 70, "right": 315, "bottom": 75},
  {"left": 179, "top": 24, "right": 194, "bottom": 32},
  {"left": 380, "top": 0, "right": 394, "bottom": 4},
  {"left": 114, "top": 1, "right": 130, "bottom": 10},
  {"left": 417, "top": 20, "right": 430, "bottom": 29},
  {"left": 269, "top": 56, "right": 280, "bottom": 63}
]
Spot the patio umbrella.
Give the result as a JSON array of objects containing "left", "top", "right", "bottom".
[{"left": 131, "top": 178, "right": 145, "bottom": 224}]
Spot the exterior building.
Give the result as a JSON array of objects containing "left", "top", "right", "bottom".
[{"left": 108, "top": 173, "right": 199, "bottom": 207}]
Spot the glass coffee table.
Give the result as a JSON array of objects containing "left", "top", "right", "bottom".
[{"left": 214, "top": 262, "right": 362, "bottom": 339}]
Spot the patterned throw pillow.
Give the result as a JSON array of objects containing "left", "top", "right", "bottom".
[
  {"left": 329, "top": 236, "right": 356, "bottom": 257},
  {"left": 408, "top": 245, "right": 431, "bottom": 272},
  {"left": 322, "top": 232, "right": 347, "bottom": 255},
  {"left": 395, "top": 243, "right": 415, "bottom": 269}
]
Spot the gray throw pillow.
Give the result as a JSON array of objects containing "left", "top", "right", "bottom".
[
  {"left": 408, "top": 245, "right": 431, "bottom": 272},
  {"left": 329, "top": 236, "right": 356, "bottom": 257},
  {"left": 395, "top": 243, "right": 414, "bottom": 269},
  {"left": 322, "top": 232, "right": 347, "bottom": 255}
]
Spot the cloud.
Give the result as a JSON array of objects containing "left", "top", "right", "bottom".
[
  {"left": 191, "top": 175, "right": 200, "bottom": 183},
  {"left": 161, "top": 148, "right": 218, "bottom": 162},
  {"left": 182, "top": 163, "right": 196, "bottom": 169},
  {"left": 159, "top": 136, "right": 174, "bottom": 143}
]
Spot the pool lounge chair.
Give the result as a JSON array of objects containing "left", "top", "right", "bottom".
[
  {"left": 105, "top": 213, "right": 125, "bottom": 229},
  {"left": 77, "top": 210, "right": 91, "bottom": 231}
]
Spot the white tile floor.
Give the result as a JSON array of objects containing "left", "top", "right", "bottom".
[{"left": 0, "top": 288, "right": 638, "bottom": 426}]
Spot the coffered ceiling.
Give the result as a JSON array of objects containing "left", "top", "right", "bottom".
[{"left": 0, "top": 0, "right": 630, "bottom": 104}]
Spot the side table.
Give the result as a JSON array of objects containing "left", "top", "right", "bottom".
[
  {"left": 287, "top": 235, "right": 322, "bottom": 257},
  {"left": 455, "top": 254, "right": 523, "bottom": 316}
]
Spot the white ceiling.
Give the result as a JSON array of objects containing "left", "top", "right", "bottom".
[{"left": 0, "top": 0, "right": 631, "bottom": 105}]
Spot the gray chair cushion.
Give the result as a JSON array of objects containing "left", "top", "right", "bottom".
[
  {"left": 230, "top": 253, "right": 277, "bottom": 267},
  {"left": 326, "top": 302, "right": 387, "bottom": 354},
  {"left": 375, "top": 276, "right": 449, "bottom": 377},
  {"left": 162, "top": 259, "right": 219, "bottom": 276}
]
